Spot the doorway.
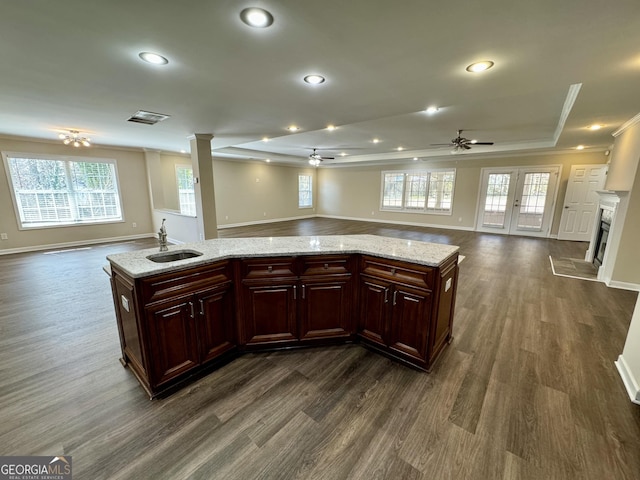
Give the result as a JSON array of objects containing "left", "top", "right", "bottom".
[{"left": 476, "top": 166, "right": 560, "bottom": 237}]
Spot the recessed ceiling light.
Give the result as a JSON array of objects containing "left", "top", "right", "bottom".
[
  {"left": 576, "top": 145, "right": 585, "bottom": 150},
  {"left": 425, "top": 106, "right": 439, "bottom": 114},
  {"left": 266, "top": 158, "right": 271, "bottom": 163},
  {"left": 588, "top": 124, "right": 603, "bottom": 131},
  {"left": 340, "top": 152, "right": 347, "bottom": 157},
  {"left": 326, "top": 125, "right": 336, "bottom": 131},
  {"left": 470, "top": 139, "right": 478, "bottom": 144},
  {"left": 466, "top": 61, "right": 494, "bottom": 73},
  {"left": 180, "top": 149, "right": 186, "bottom": 154},
  {"left": 287, "top": 125, "right": 300, "bottom": 132},
  {"left": 138, "top": 52, "right": 169, "bottom": 65},
  {"left": 372, "top": 138, "right": 380, "bottom": 144},
  {"left": 240, "top": 8, "right": 274, "bottom": 28},
  {"left": 397, "top": 147, "right": 404, "bottom": 151},
  {"left": 304, "top": 74, "right": 325, "bottom": 85},
  {"left": 413, "top": 157, "right": 419, "bottom": 161},
  {"left": 262, "top": 137, "right": 269, "bottom": 142}
]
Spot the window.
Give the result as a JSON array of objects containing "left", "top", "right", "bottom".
[
  {"left": 298, "top": 174, "right": 313, "bottom": 208},
  {"left": 4, "top": 153, "right": 123, "bottom": 229},
  {"left": 381, "top": 169, "right": 455, "bottom": 214},
  {"left": 176, "top": 165, "right": 196, "bottom": 216}
]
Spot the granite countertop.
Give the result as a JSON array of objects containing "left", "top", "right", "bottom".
[{"left": 106, "top": 235, "right": 460, "bottom": 279}]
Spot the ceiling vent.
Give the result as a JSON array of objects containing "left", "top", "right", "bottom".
[{"left": 127, "top": 110, "right": 170, "bottom": 125}]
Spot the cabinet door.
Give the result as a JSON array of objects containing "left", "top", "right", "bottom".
[
  {"left": 358, "top": 276, "right": 390, "bottom": 346},
  {"left": 197, "top": 283, "right": 235, "bottom": 364},
  {"left": 242, "top": 283, "right": 297, "bottom": 345},
  {"left": 299, "top": 278, "right": 353, "bottom": 340},
  {"left": 388, "top": 285, "right": 431, "bottom": 363},
  {"left": 146, "top": 297, "right": 199, "bottom": 386}
]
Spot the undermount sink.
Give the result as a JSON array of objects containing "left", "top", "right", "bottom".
[{"left": 146, "top": 250, "right": 203, "bottom": 263}]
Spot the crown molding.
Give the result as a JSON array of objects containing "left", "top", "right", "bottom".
[{"left": 612, "top": 112, "right": 640, "bottom": 137}]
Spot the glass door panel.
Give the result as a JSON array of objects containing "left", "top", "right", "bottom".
[
  {"left": 515, "top": 172, "right": 550, "bottom": 231},
  {"left": 483, "top": 173, "right": 512, "bottom": 228}
]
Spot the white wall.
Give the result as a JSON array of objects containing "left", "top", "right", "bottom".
[{"left": 616, "top": 294, "right": 640, "bottom": 405}]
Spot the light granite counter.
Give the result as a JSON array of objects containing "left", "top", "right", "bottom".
[{"left": 107, "top": 234, "right": 459, "bottom": 279}]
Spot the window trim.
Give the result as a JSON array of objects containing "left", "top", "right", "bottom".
[
  {"left": 175, "top": 164, "right": 197, "bottom": 217},
  {"left": 380, "top": 168, "right": 456, "bottom": 215},
  {"left": 298, "top": 173, "right": 313, "bottom": 209},
  {"left": 2, "top": 151, "right": 125, "bottom": 230}
]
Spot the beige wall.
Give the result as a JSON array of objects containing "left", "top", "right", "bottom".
[
  {"left": 610, "top": 121, "right": 640, "bottom": 284},
  {"left": 213, "top": 159, "right": 317, "bottom": 227},
  {"left": 0, "top": 137, "right": 153, "bottom": 252},
  {"left": 318, "top": 151, "right": 608, "bottom": 235}
]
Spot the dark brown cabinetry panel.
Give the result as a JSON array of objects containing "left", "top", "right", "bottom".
[
  {"left": 388, "top": 285, "right": 431, "bottom": 365},
  {"left": 197, "top": 282, "right": 235, "bottom": 364},
  {"left": 241, "top": 284, "right": 298, "bottom": 345},
  {"left": 358, "top": 276, "right": 389, "bottom": 346},
  {"left": 299, "top": 279, "right": 352, "bottom": 340},
  {"left": 111, "top": 253, "right": 458, "bottom": 397},
  {"left": 146, "top": 296, "right": 199, "bottom": 386}
]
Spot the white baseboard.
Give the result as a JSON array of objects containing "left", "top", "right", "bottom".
[
  {"left": 615, "top": 355, "right": 640, "bottom": 405},
  {"left": 0, "top": 233, "right": 156, "bottom": 256},
  {"left": 217, "top": 214, "right": 316, "bottom": 229},
  {"left": 605, "top": 279, "right": 640, "bottom": 292},
  {"left": 316, "top": 214, "right": 476, "bottom": 232}
]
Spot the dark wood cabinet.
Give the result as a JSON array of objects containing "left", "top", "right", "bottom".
[
  {"left": 298, "top": 255, "right": 355, "bottom": 341},
  {"left": 241, "top": 283, "right": 298, "bottom": 345},
  {"left": 146, "top": 295, "right": 199, "bottom": 386},
  {"left": 110, "top": 251, "right": 457, "bottom": 397},
  {"left": 111, "top": 260, "right": 236, "bottom": 397},
  {"left": 358, "top": 255, "right": 454, "bottom": 371},
  {"left": 238, "top": 255, "right": 355, "bottom": 346},
  {"left": 196, "top": 282, "right": 235, "bottom": 364}
]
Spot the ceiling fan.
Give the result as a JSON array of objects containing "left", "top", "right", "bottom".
[
  {"left": 431, "top": 130, "right": 494, "bottom": 152},
  {"left": 308, "top": 148, "right": 334, "bottom": 166}
]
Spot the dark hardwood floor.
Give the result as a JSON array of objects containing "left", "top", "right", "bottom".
[{"left": 1, "top": 217, "right": 639, "bottom": 479}]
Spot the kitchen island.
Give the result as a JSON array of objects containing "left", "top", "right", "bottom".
[{"left": 107, "top": 235, "right": 460, "bottom": 398}]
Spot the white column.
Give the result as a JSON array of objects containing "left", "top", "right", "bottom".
[{"left": 189, "top": 134, "right": 218, "bottom": 240}]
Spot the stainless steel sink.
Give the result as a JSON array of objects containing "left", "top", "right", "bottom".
[{"left": 146, "top": 250, "right": 203, "bottom": 263}]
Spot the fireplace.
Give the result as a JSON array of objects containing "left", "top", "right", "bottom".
[{"left": 593, "top": 208, "right": 613, "bottom": 267}]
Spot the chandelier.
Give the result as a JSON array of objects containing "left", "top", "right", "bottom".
[{"left": 59, "top": 130, "right": 91, "bottom": 147}]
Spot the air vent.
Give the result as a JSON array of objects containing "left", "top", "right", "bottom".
[{"left": 127, "top": 110, "right": 170, "bottom": 125}]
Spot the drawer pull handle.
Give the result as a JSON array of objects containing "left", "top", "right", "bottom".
[
  {"left": 391, "top": 268, "right": 396, "bottom": 275},
  {"left": 268, "top": 265, "right": 273, "bottom": 273},
  {"left": 189, "top": 301, "right": 195, "bottom": 319},
  {"left": 393, "top": 290, "right": 398, "bottom": 306},
  {"left": 324, "top": 263, "right": 329, "bottom": 269},
  {"left": 293, "top": 285, "right": 297, "bottom": 300},
  {"left": 384, "top": 288, "right": 389, "bottom": 303},
  {"left": 199, "top": 299, "right": 204, "bottom": 316}
]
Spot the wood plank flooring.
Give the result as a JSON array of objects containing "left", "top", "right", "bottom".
[{"left": 1, "top": 218, "right": 639, "bottom": 479}]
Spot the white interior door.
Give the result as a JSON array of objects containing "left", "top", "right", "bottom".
[
  {"left": 557, "top": 164, "right": 608, "bottom": 241},
  {"left": 476, "top": 166, "right": 560, "bottom": 237}
]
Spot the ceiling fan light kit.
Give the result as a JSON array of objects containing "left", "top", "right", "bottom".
[
  {"left": 432, "top": 129, "right": 494, "bottom": 153},
  {"left": 59, "top": 130, "right": 91, "bottom": 148}
]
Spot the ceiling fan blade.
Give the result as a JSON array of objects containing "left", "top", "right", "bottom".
[
  {"left": 430, "top": 143, "right": 455, "bottom": 146},
  {"left": 472, "top": 142, "right": 494, "bottom": 145},
  {"left": 463, "top": 144, "right": 472, "bottom": 150},
  {"left": 321, "top": 156, "right": 335, "bottom": 160}
]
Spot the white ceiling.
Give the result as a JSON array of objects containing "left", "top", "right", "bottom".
[{"left": 1, "top": 0, "right": 639, "bottom": 166}]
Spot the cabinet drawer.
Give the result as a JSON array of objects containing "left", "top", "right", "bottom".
[
  {"left": 300, "top": 255, "right": 352, "bottom": 276},
  {"left": 142, "top": 261, "right": 231, "bottom": 304},
  {"left": 241, "top": 257, "right": 296, "bottom": 280},
  {"left": 361, "top": 256, "right": 433, "bottom": 290}
]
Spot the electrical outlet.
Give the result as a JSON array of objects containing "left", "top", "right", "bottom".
[
  {"left": 132, "top": 222, "right": 137, "bottom": 228},
  {"left": 0, "top": 233, "right": 7, "bottom": 240}
]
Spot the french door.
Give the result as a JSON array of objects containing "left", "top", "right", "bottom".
[{"left": 476, "top": 166, "right": 560, "bottom": 237}]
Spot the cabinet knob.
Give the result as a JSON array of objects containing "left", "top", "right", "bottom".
[
  {"left": 390, "top": 268, "right": 396, "bottom": 276},
  {"left": 324, "top": 263, "right": 329, "bottom": 269},
  {"left": 267, "top": 265, "right": 273, "bottom": 273}
]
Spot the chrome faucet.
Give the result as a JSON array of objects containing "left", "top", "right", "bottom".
[{"left": 158, "top": 218, "right": 168, "bottom": 251}]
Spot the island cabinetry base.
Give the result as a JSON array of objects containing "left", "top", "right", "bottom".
[
  {"left": 109, "top": 252, "right": 457, "bottom": 397},
  {"left": 357, "top": 255, "right": 456, "bottom": 371},
  {"left": 111, "top": 260, "right": 235, "bottom": 398}
]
